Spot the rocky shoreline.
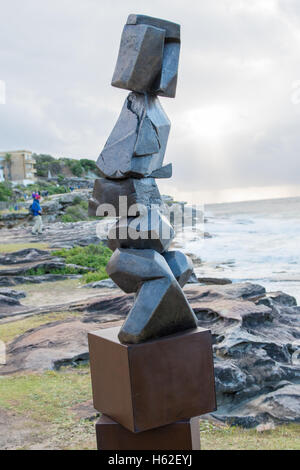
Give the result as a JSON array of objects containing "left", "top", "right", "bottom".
[
  {"left": 0, "top": 198, "right": 299, "bottom": 429},
  {"left": 0, "top": 245, "right": 299, "bottom": 428}
]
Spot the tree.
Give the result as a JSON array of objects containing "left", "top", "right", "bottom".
[
  {"left": 71, "top": 162, "right": 84, "bottom": 177},
  {"left": 4, "top": 153, "right": 12, "bottom": 179}
]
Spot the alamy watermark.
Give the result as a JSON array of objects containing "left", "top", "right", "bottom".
[
  {"left": 95, "top": 199, "right": 204, "bottom": 242},
  {"left": 0, "top": 80, "right": 5, "bottom": 104}
]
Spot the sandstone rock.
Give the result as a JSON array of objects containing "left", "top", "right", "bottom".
[
  {"left": 0, "top": 294, "right": 20, "bottom": 306},
  {"left": 0, "top": 248, "right": 50, "bottom": 265},
  {"left": 1, "top": 280, "right": 299, "bottom": 428},
  {"left": 82, "top": 279, "right": 118, "bottom": 289},
  {"left": 0, "top": 288, "right": 26, "bottom": 299},
  {"left": 1, "top": 319, "right": 125, "bottom": 374},
  {"left": 197, "top": 277, "right": 232, "bottom": 285},
  {"left": 0, "top": 274, "right": 82, "bottom": 287}
]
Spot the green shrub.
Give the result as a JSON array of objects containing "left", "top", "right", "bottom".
[
  {"left": 72, "top": 195, "right": 82, "bottom": 205},
  {"left": 79, "top": 159, "right": 98, "bottom": 173},
  {"left": 82, "top": 268, "right": 108, "bottom": 284},
  {"left": 70, "top": 162, "right": 84, "bottom": 177},
  {"left": 25, "top": 265, "right": 84, "bottom": 276},
  {"left": 53, "top": 244, "right": 112, "bottom": 283},
  {"left": 0, "top": 182, "right": 13, "bottom": 201},
  {"left": 59, "top": 198, "right": 89, "bottom": 223}
]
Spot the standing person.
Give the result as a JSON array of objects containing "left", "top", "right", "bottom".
[{"left": 31, "top": 195, "right": 43, "bottom": 235}]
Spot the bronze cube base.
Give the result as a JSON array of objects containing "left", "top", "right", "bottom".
[
  {"left": 88, "top": 326, "right": 216, "bottom": 433},
  {"left": 96, "top": 415, "right": 201, "bottom": 450}
]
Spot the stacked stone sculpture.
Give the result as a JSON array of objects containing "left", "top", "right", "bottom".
[
  {"left": 89, "top": 14, "right": 198, "bottom": 344},
  {"left": 88, "top": 14, "right": 216, "bottom": 450}
]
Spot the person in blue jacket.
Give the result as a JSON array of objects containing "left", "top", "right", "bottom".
[{"left": 31, "top": 195, "right": 43, "bottom": 235}]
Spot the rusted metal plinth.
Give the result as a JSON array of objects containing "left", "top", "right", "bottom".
[
  {"left": 88, "top": 326, "right": 216, "bottom": 449},
  {"left": 96, "top": 415, "right": 201, "bottom": 450}
]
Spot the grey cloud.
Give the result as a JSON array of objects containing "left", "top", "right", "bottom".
[{"left": 1, "top": 0, "right": 300, "bottom": 201}]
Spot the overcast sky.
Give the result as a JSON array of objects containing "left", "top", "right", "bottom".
[{"left": 1, "top": 0, "right": 300, "bottom": 203}]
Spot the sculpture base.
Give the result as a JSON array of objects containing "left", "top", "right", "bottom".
[
  {"left": 96, "top": 415, "right": 200, "bottom": 450},
  {"left": 88, "top": 326, "right": 216, "bottom": 433}
]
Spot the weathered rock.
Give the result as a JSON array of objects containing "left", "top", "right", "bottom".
[
  {"left": 197, "top": 277, "right": 232, "bottom": 286},
  {"left": 1, "top": 280, "right": 299, "bottom": 428},
  {"left": 215, "top": 384, "right": 300, "bottom": 428},
  {"left": 0, "top": 288, "right": 26, "bottom": 300},
  {"left": 0, "top": 274, "right": 82, "bottom": 287},
  {"left": 0, "top": 248, "right": 50, "bottom": 265},
  {"left": 82, "top": 279, "right": 118, "bottom": 289},
  {"left": 0, "top": 294, "right": 21, "bottom": 306},
  {"left": 256, "top": 291, "right": 297, "bottom": 308},
  {"left": 214, "top": 360, "right": 247, "bottom": 394},
  {"left": 0, "top": 260, "right": 66, "bottom": 277},
  {"left": 0, "top": 319, "right": 123, "bottom": 374}
]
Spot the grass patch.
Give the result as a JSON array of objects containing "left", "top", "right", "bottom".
[
  {"left": 53, "top": 244, "right": 112, "bottom": 284},
  {"left": 0, "top": 366, "right": 92, "bottom": 424},
  {"left": 25, "top": 266, "right": 85, "bottom": 276},
  {"left": 0, "top": 208, "right": 28, "bottom": 215},
  {"left": 0, "top": 366, "right": 299, "bottom": 449},
  {"left": 59, "top": 200, "right": 97, "bottom": 223},
  {"left": 0, "top": 242, "right": 50, "bottom": 254},
  {"left": 0, "top": 366, "right": 96, "bottom": 449},
  {"left": 0, "top": 311, "right": 81, "bottom": 344},
  {"left": 200, "top": 420, "right": 300, "bottom": 450}
]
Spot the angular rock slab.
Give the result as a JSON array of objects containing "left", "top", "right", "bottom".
[
  {"left": 111, "top": 24, "right": 165, "bottom": 93},
  {"left": 163, "top": 250, "right": 194, "bottom": 287},
  {"left": 112, "top": 14, "right": 181, "bottom": 97},
  {"left": 119, "top": 277, "right": 198, "bottom": 344},
  {"left": 106, "top": 248, "right": 173, "bottom": 293},
  {"left": 97, "top": 92, "right": 170, "bottom": 179},
  {"left": 107, "top": 209, "right": 175, "bottom": 253},
  {"left": 153, "top": 41, "right": 180, "bottom": 98},
  {"left": 88, "top": 177, "right": 162, "bottom": 217},
  {"left": 127, "top": 14, "right": 180, "bottom": 40},
  {"left": 149, "top": 163, "right": 172, "bottom": 178}
]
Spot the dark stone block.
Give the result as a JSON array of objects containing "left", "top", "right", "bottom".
[
  {"left": 126, "top": 14, "right": 180, "bottom": 41},
  {"left": 96, "top": 92, "right": 170, "bottom": 179},
  {"left": 96, "top": 415, "right": 200, "bottom": 450},
  {"left": 163, "top": 250, "right": 194, "bottom": 287},
  {"left": 154, "top": 41, "right": 180, "bottom": 98},
  {"left": 150, "top": 163, "right": 172, "bottom": 178},
  {"left": 112, "top": 15, "right": 181, "bottom": 96},
  {"left": 134, "top": 115, "right": 160, "bottom": 156},
  {"left": 107, "top": 209, "right": 175, "bottom": 253},
  {"left": 111, "top": 24, "right": 165, "bottom": 93},
  {"left": 88, "top": 326, "right": 216, "bottom": 432},
  {"left": 118, "top": 276, "right": 198, "bottom": 344},
  {"left": 106, "top": 248, "right": 173, "bottom": 293},
  {"left": 88, "top": 177, "right": 162, "bottom": 217}
]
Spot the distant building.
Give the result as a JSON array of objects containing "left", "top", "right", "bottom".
[{"left": 0, "top": 150, "right": 36, "bottom": 185}]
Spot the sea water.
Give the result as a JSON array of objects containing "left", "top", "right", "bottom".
[{"left": 176, "top": 196, "right": 300, "bottom": 303}]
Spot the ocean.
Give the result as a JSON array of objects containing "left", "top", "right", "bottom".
[{"left": 177, "top": 196, "right": 300, "bottom": 303}]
